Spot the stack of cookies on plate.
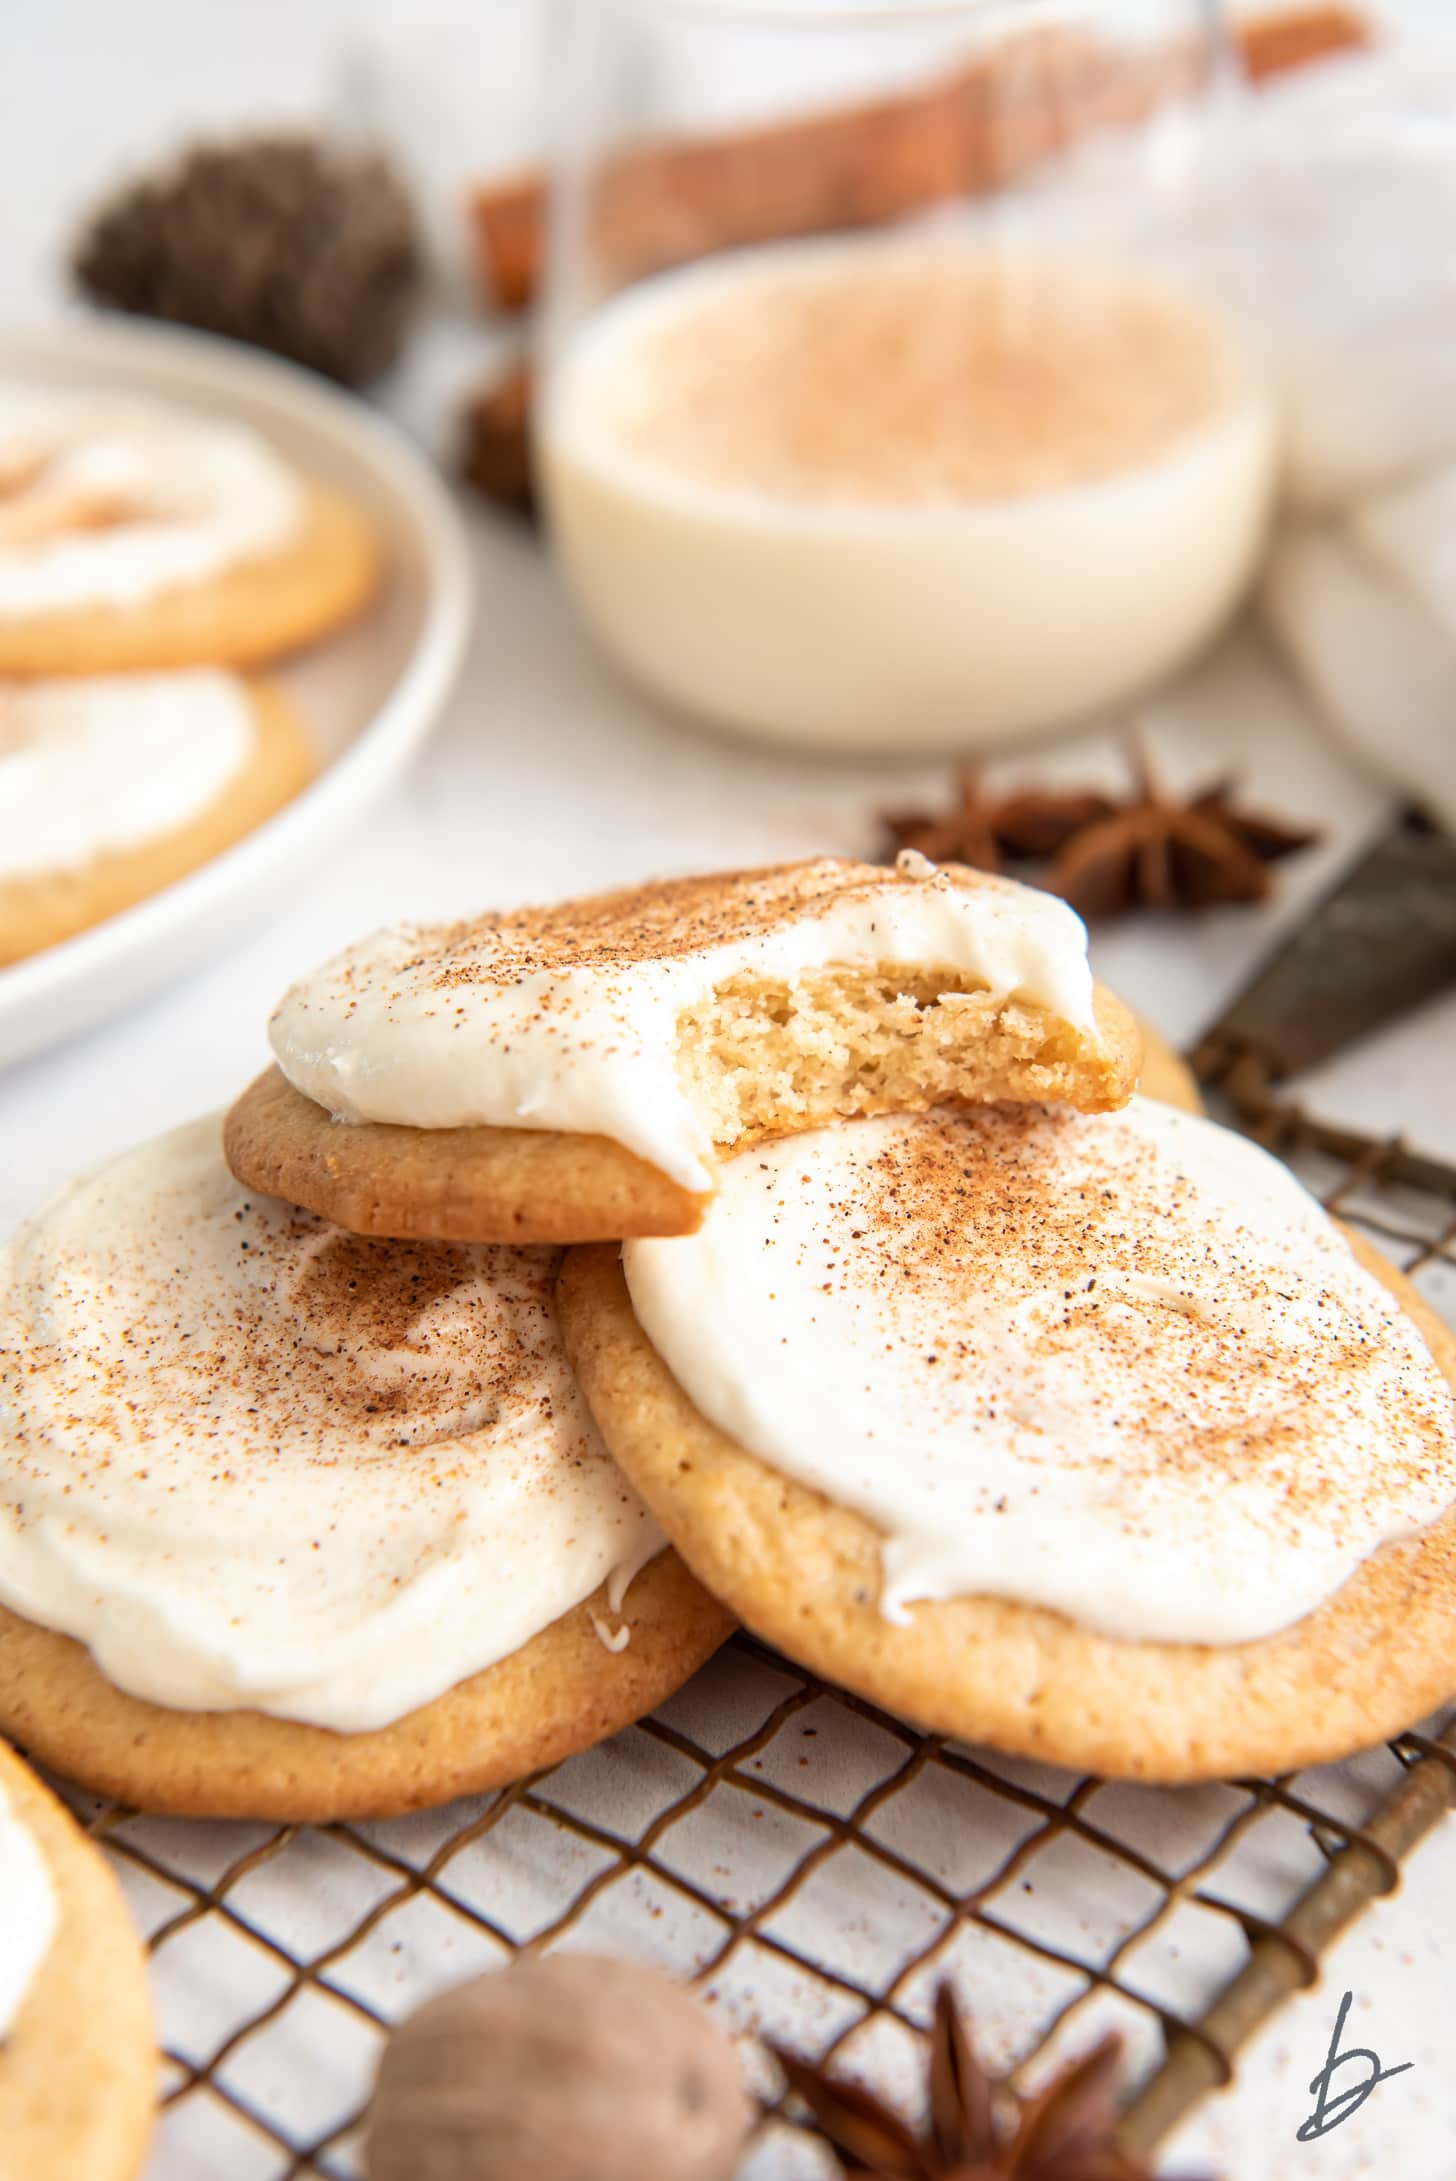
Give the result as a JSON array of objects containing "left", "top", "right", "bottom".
[
  {"left": 0, "top": 383, "right": 379, "bottom": 967},
  {"left": 2, "top": 851, "right": 1455, "bottom": 1830}
]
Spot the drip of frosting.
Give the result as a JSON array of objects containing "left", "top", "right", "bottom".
[
  {"left": 623, "top": 1101, "right": 1456, "bottom": 1646},
  {"left": 0, "top": 1784, "right": 56, "bottom": 2038},
  {"left": 0, "top": 387, "right": 303, "bottom": 617},
  {"left": 0, "top": 671, "right": 254, "bottom": 881},
  {"left": 0, "top": 1119, "right": 663, "bottom": 1732},
  {"left": 269, "top": 855, "right": 1098, "bottom": 1190}
]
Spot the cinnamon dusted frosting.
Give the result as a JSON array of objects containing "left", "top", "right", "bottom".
[
  {"left": 0, "top": 387, "right": 302, "bottom": 617},
  {"left": 269, "top": 855, "right": 1098, "bottom": 1190},
  {"left": 550, "top": 240, "right": 1254, "bottom": 508},
  {"left": 623, "top": 1101, "right": 1456, "bottom": 1645},
  {"left": 0, "top": 1786, "right": 56, "bottom": 2038},
  {"left": 0, "top": 1119, "right": 662, "bottom": 1732},
  {"left": 0, "top": 670, "right": 254, "bottom": 880}
]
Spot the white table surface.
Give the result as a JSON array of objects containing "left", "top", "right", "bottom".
[{"left": 3, "top": 5, "right": 1455, "bottom": 2176}]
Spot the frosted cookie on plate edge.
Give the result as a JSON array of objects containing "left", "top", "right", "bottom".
[
  {"left": 0, "top": 386, "right": 378, "bottom": 673},
  {"left": 1, "top": 669, "right": 315, "bottom": 966},
  {"left": 559, "top": 1098, "right": 1456, "bottom": 1782},
  {"left": 225, "top": 853, "right": 1141, "bottom": 1243},
  {"left": 0, "top": 1739, "right": 154, "bottom": 2181},
  {"left": 0, "top": 1118, "right": 732, "bottom": 1821}
]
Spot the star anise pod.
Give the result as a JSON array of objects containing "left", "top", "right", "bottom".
[
  {"left": 772, "top": 1984, "right": 1204, "bottom": 2181},
  {"left": 879, "top": 749, "right": 1319, "bottom": 920},
  {"left": 1045, "top": 749, "right": 1320, "bottom": 920},
  {"left": 882, "top": 767, "right": 1118, "bottom": 876}
]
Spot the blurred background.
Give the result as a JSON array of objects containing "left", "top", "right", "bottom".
[{"left": 5, "top": 0, "right": 1456, "bottom": 1181}]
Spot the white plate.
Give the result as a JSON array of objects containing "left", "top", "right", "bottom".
[{"left": 0, "top": 319, "right": 473, "bottom": 1069}]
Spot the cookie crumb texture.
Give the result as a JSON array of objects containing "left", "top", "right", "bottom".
[
  {"left": 255, "top": 857, "right": 1134, "bottom": 1241},
  {"left": 677, "top": 963, "right": 1134, "bottom": 1147}
]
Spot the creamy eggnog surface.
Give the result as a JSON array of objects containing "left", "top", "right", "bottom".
[{"left": 543, "top": 237, "right": 1277, "bottom": 751}]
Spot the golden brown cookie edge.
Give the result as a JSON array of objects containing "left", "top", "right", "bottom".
[
  {"left": 0, "top": 478, "right": 379, "bottom": 676},
  {"left": 0, "top": 678, "right": 315, "bottom": 969},
  {"left": 0, "top": 1552, "right": 733, "bottom": 1823},
  {"left": 0, "top": 1740, "right": 155, "bottom": 2181},
  {"left": 222, "top": 968, "right": 1142, "bottom": 1246},
  {"left": 1134, "top": 1017, "right": 1201, "bottom": 1112},
  {"left": 223, "top": 1066, "right": 713, "bottom": 1242},
  {"left": 557, "top": 1201, "right": 1456, "bottom": 1784}
]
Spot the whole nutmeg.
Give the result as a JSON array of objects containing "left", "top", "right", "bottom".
[{"left": 365, "top": 1952, "right": 753, "bottom": 2181}]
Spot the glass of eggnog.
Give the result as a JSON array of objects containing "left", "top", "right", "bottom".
[{"left": 538, "top": 0, "right": 1277, "bottom": 755}]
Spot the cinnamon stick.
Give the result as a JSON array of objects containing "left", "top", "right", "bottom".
[
  {"left": 468, "top": 5, "right": 1371, "bottom": 315},
  {"left": 461, "top": 359, "right": 535, "bottom": 516},
  {"left": 1238, "top": 3, "right": 1370, "bottom": 80}
]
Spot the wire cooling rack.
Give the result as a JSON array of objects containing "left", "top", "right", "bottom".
[{"left": 43, "top": 1070, "right": 1456, "bottom": 2181}]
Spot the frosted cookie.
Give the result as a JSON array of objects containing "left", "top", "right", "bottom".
[
  {"left": 559, "top": 1100, "right": 1456, "bottom": 1782},
  {"left": 0, "top": 1739, "right": 154, "bottom": 2181},
  {"left": 225, "top": 854, "right": 1140, "bottom": 1243},
  {"left": 0, "top": 1119, "right": 731, "bottom": 1820},
  {"left": 0, "top": 387, "right": 378, "bottom": 673},
  {"left": 0, "top": 670, "right": 315, "bottom": 966}
]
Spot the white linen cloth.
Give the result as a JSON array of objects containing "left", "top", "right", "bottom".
[{"left": 1248, "top": 34, "right": 1456, "bottom": 826}]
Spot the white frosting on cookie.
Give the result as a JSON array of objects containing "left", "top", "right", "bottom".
[
  {"left": 0, "top": 671, "right": 254, "bottom": 881},
  {"left": 0, "top": 387, "right": 302, "bottom": 617},
  {"left": 0, "top": 1783, "right": 56, "bottom": 2038},
  {"left": 269, "top": 856, "right": 1098, "bottom": 1190},
  {"left": 623, "top": 1101, "right": 1456, "bottom": 1645},
  {"left": 0, "top": 1118, "right": 663, "bottom": 1732}
]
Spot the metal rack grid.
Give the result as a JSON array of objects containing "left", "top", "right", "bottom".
[{"left": 48, "top": 1079, "right": 1456, "bottom": 2181}]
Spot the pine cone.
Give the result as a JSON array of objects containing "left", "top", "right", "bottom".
[{"left": 73, "top": 134, "right": 419, "bottom": 386}]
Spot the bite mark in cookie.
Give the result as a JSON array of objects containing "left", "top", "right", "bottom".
[{"left": 229, "top": 854, "right": 1139, "bottom": 1242}]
